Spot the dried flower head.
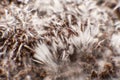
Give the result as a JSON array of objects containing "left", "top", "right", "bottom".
[{"left": 0, "top": 0, "right": 120, "bottom": 80}]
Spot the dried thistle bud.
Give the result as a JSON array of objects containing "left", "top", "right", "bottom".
[
  {"left": 91, "top": 70, "right": 98, "bottom": 79},
  {"left": 115, "top": 7, "right": 120, "bottom": 19},
  {"left": 99, "top": 70, "right": 111, "bottom": 79},
  {"left": 104, "top": 63, "right": 113, "bottom": 71}
]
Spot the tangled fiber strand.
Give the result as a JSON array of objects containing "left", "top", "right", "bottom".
[{"left": 0, "top": 0, "right": 120, "bottom": 80}]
